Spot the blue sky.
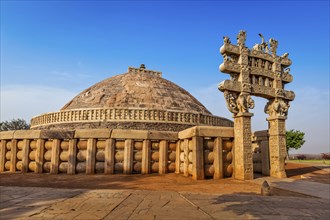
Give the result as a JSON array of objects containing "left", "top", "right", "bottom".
[{"left": 1, "top": 1, "right": 329, "bottom": 154}]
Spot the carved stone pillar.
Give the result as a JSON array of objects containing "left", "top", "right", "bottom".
[
  {"left": 267, "top": 116, "right": 287, "bottom": 178},
  {"left": 233, "top": 112, "right": 254, "bottom": 180},
  {"left": 219, "top": 30, "right": 295, "bottom": 180}
]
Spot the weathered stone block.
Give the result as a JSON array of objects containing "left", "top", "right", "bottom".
[
  {"left": 111, "top": 129, "right": 148, "bottom": 139},
  {"left": 0, "top": 131, "right": 15, "bottom": 140},
  {"left": 74, "top": 129, "right": 111, "bottom": 139},
  {"left": 197, "top": 126, "right": 234, "bottom": 138},
  {"left": 148, "top": 131, "right": 178, "bottom": 140},
  {"left": 178, "top": 126, "right": 234, "bottom": 139},
  {"left": 40, "top": 130, "right": 75, "bottom": 139},
  {"left": 13, "top": 130, "right": 41, "bottom": 139}
]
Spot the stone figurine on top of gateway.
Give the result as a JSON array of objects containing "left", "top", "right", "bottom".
[{"left": 218, "top": 30, "right": 295, "bottom": 179}]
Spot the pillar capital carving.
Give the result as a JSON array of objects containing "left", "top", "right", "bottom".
[
  {"left": 222, "top": 91, "right": 254, "bottom": 116},
  {"left": 265, "top": 98, "right": 290, "bottom": 118}
]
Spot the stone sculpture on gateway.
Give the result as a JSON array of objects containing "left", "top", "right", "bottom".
[{"left": 218, "top": 30, "right": 295, "bottom": 179}]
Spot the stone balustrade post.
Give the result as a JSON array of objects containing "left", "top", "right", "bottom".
[
  {"left": 50, "top": 139, "right": 61, "bottom": 174},
  {"left": 191, "top": 136, "right": 204, "bottom": 180},
  {"left": 35, "top": 139, "right": 45, "bottom": 173},
  {"left": 0, "top": 140, "right": 7, "bottom": 172},
  {"left": 67, "top": 139, "right": 77, "bottom": 174},
  {"left": 22, "top": 139, "right": 30, "bottom": 173},
  {"left": 141, "top": 140, "right": 151, "bottom": 174},
  {"left": 183, "top": 139, "right": 189, "bottom": 177},
  {"left": 175, "top": 140, "right": 181, "bottom": 174},
  {"left": 105, "top": 138, "right": 115, "bottom": 174},
  {"left": 123, "top": 139, "right": 133, "bottom": 174},
  {"left": 159, "top": 140, "right": 168, "bottom": 174},
  {"left": 213, "top": 137, "right": 223, "bottom": 179},
  {"left": 86, "top": 138, "right": 96, "bottom": 174}
]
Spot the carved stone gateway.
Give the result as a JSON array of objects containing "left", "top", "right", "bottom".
[{"left": 219, "top": 30, "right": 295, "bottom": 179}]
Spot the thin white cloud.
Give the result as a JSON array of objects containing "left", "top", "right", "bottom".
[
  {"left": 0, "top": 85, "right": 77, "bottom": 122},
  {"left": 50, "top": 70, "right": 93, "bottom": 81}
]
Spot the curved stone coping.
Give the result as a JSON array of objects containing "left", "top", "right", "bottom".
[{"left": 30, "top": 108, "right": 233, "bottom": 129}]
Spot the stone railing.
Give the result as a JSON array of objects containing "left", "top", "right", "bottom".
[
  {"left": 0, "top": 129, "right": 178, "bottom": 175},
  {"left": 30, "top": 108, "right": 233, "bottom": 129},
  {"left": 177, "top": 126, "right": 234, "bottom": 180},
  {"left": 0, "top": 126, "right": 235, "bottom": 180}
]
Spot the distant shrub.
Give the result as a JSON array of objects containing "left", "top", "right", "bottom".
[
  {"left": 321, "top": 153, "right": 330, "bottom": 160},
  {"left": 296, "top": 154, "right": 306, "bottom": 160}
]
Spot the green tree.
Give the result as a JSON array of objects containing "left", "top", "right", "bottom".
[
  {"left": 0, "top": 118, "right": 30, "bottom": 131},
  {"left": 286, "top": 129, "right": 305, "bottom": 155}
]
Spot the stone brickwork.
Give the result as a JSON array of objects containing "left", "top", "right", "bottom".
[{"left": 218, "top": 31, "right": 295, "bottom": 179}]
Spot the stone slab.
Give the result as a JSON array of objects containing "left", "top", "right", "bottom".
[
  {"left": 1, "top": 186, "right": 329, "bottom": 220},
  {"left": 197, "top": 126, "right": 234, "bottom": 138},
  {"left": 0, "top": 131, "right": 15, "bottom": 140},
  {"left": 40, "top": 130, "right": 75, "bottom": 139},
  {"left": 147, "top": 131, "right": 178, "bottom": 140},
  {"left": 74, "top": 129, "right": 111, "bottom": 139},
  {"left": 13, "top": 130, "right": 41, "bottom": 139},
  {"left": 111, "top": 129, "right": 148, "bottom": 139},
  {"left": 178, "top": 126, "right": 234, "bottom": 139}
]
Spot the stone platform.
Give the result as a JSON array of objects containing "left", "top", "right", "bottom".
[{"left": 1, "top": 177, "right": 329, "bottom": 219}]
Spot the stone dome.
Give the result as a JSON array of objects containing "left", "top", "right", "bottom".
[
  {"left": 61, "top": 66, "right": 211, "bottom": 115},
  {"left": 31, "top": 65, "right": 233, "bottom": 131}
]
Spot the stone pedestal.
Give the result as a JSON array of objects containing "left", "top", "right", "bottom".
[
  {"left": 267, "top": 116, "right": 287, "bottom": 178},
  {"left": 233, "top": 113, "right": 253, "bottom": 180}
]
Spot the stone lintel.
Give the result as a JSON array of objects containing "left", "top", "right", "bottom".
[
  {"left": 198, "top": 126, "right": 234, "bottom": 138},
  {"left": 178, "top": 126, "right": 234, "bottom": 139},
  {"left": 1, "top": 130, "right": 75, "bottom": 140},
  {"left": 74, "top": 129, "right": 111, "bottom": 139},
  {"left": 0, "top": 131, "right": 15, "bottom": 140},
  {"left": 111, "top": 129, "right": 148, "bottom": 139},
  {"left": 148, "top": 131, "right": 178, "bottom": 141},
  {"left": 13, "top": 130, "right": 41, "bottom": 139},
  {"left": 40, "top": 130, "right": 75, "bottom": 139}
]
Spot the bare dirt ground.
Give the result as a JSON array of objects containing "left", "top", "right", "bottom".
[
  {"left": 285, "top": 162, "right": 330, "bottom": 184},
  {"left": 0, "top": 162, "right": 328, "bottom": 195}
]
